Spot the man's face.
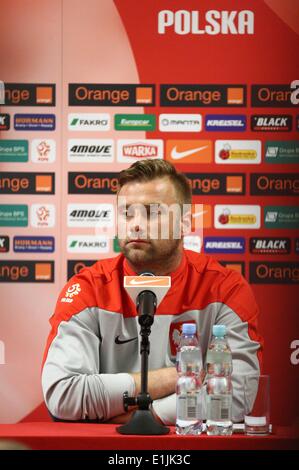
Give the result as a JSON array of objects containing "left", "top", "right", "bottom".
[{"left": 117, "top": 177, "right": 185, "bottom": 268}]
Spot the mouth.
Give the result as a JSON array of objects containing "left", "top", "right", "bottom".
[{"left": 127, "top": 240, "right": 149, "bottom": 245}]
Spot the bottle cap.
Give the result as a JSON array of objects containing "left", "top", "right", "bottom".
[
  {"left": 182, "top": 323, "right": 196, "bottom": 335},
  {"left": 213, "top": 324, "right": 227, "bottom": 337}
]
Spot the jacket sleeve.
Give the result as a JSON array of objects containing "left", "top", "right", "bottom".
[{"left": 41, "top": 274, "right": 135, "bottom": 422}]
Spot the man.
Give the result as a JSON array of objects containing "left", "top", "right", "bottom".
[{"left": 42, "top": 159, "right": 263, "bottom": 424}]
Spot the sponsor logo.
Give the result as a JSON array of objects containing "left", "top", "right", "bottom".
[
  {"left": 166, "top": 140, "right": 212, "bottom": 163},
  {"left": 160, "top": 85, "right": 246, "bottom": 107},
  {"left": 215, "top": 140, "right": 261, "bottom": 164},
  {"left": 204, "top": 237, "right": 245, "bottom": 254},
  {"left": 250, "top": 262, "right": 299, "bottom": 284},
  {"left": 0, "top": 261, "right": 54, "bottom": 282},
  {"left": 251, "top": 115, "right": 292, "bottom": 132},
  {"left": 69, "top": 84, "right": 155, "bottom": 106},
  {"left": 30, "top": 205, "right": 55, "bottom": 228},
  {"left": 31, "top": 139, "right": 56, "bottom": 163},
  {"left": 159, "top": 114, "right": 202, "bottom": 132},
  {"left": 68, "top": 172, "right": 119, "bottom": 194},
  {"left": 68, "top": 139, "right": 114, "bottom": 163},
  {"left": 192, "top": 204, "right": 212, "bottom": 229},
  {"left": 115, "top": 114, "right": 155, "bottom": 131},
  {"left": 205, "top": 114, "right": 246, "bottom": 131},
  {"left": 13, "top": 236, "right": 55, "bottom": 253},
  {"left": 0, "top": 140, "right": 28, "bottom": 162},
  {"left": 264, "top": 207, "right": 299, "bottom": 229},
  {"left": 0, "top": 236, "right": 9, "bottom": 253},
  {"left": 115, "top": 335, "right": 138, "bottom": 345},
  {"left": 295, "top": 239, "right": 299, "bottom": 255},
  {"left": 67, "top": 260, "right": 96, "bottom": 280},
  {"left": 251, "top": 84, "right": 299, "bottom": 107},
  {"left": 250, "top": 237, "right": 290, "bottom": 255},
  {"left": 67, "top": 204, "right": 114, "bottom": 228},
  {"left": 127, "top": 277, "right": 170, "bottom": 286},
  {"left": 186, "top": 173, "right": 245, "bottom": 195},
  {"left": 61, "top": 283, "right": 81, "bottom": 303},
  {"left": 1, "top": 83, "right": 55, "bottom": 106},
  {"left": 158, "top": 10, "right": 254, "bottom": 35},
  {"left": 14, "top": 114, "right": 55, "bottom": 131},
  {"left": 68, "top": 113, "right": 110, "bottom": 131},
  {"left": 183, "top": 235, "right": 202, "bottom": 253},
  {"left": 265, "top": 141, "right": 299, "bottom": 164},
  {"left": 250, "top": 173, "right": 299, "bottom": 196},
  {"left": 0, "top": 114, "right": 10, "bottom": 130},
  {"left": 220, "top": 261, "right": 245, "bottom": 276},
  {"left": 67, "top": 235, "right": 109, "bottom": 253},
  {"left": 0, "top": 173, "right": 55, "bottom": 194},
  {"left": 0, "top": 205, "right": 28, "bottom": 227},
  {"left": 117, "top": 139, "right": 163, "bottom": 163},
  {"left": 290, "top": 340, "right": 299, "bottom": 365},
  {"left": 215, "top": 205, "right": 260, "bottom": 229}
]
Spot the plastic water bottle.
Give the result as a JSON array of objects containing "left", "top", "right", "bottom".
[
  {"left": 176, "top": 323, "right": 204, "bottom": 435},
  {"left": 206, "top": 324, "right": 233, "bottom": 436}
]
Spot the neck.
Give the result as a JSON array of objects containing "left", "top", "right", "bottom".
[{"left": 127, "top": 246, "right": 183, "bottom": 276}]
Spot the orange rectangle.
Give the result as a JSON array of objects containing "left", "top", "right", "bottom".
[
  {"left": 36, "top": 86, "right": 53, "bottom": 104},
  {"left": 35, "top": 263, "right": 52, "bottom": 280},
  {"left": 136, "top": 87, "right": 153, "bottom": 104},
  {"left": 166, "top": 140, "right": 212, "bottom": 164},
  {"left": 226, "top": 176, "right": 243, "bottom": 193},
  {"left": 35, "top": 175, "right": 52, "bottom": 192},
  {"left": 227, "top": 87, "right": 244, "bottom": 105},
  {"left": 225, "top": 263, "right": 243, "bottom": 274},
  {"left": 191, "top": 204, "right": 212, "bottom": 230}
]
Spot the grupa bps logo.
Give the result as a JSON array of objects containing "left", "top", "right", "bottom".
[
  {"left": 61, "top": 283, "right": 81, "bottom": 303},
  {"left": 215, "top": 140, "right": 261, "bottom": 164},
  {"left": 117, "top": 139, "right": 163, "bottom": 163}
]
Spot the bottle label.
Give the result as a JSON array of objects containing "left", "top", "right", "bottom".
[
  {"left": 207, "top": 395, "right": 232, "bottom": 421},
  {"left": 177, "top": 394, "right": 201, "bottom": 420}
]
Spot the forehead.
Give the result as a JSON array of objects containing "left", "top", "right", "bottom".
[{"left": 118, "top": 177, "right": 179, "bottom": 205}]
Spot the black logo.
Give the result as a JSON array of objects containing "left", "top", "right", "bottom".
[
  {"left": 0, "top": 236, "right": 9, "bottom": 253},
  {"left": 115, "top": 335, "right": 138, "bottom": 345},
  {"left": 251, "top": 115, "right": 292, "bottom": 131},
  {"left": 0, "top": 114, "right": 10, "bottom": 130},
  {"left": 250, "top": 238, "right": 290, "bottom": 255}
]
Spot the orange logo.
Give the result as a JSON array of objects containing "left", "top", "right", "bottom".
[
  {"left": 35, "top": 175, "right": 53, "bottom": 192},
  {"left": 136, "top": 87, "right": 153, "bottom": 104},
  {"left": 225, "top": 263, "right": 243, "bottom": 274},
  {"left": 36, "top": 86, "right": 53, "bottom": 104},
  {"left": 35, "top": 263, "right": 52, "bottom": 280},
  {"left": 227, "top": 87, "right": 244, "bottom": 105},
  {"left": 166, "top": 140, "right": 212, "bottom": 163},
  {"left": 226, "top": 176, "right": 243, "bottom": 193}
]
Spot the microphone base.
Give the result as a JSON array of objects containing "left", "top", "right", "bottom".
[{"left": 117, "top": 410, "right": 170, "bottom": 435}]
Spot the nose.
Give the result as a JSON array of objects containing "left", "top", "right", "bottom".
[{"left": 128, "top": 211, "right": 147, "bottom": 238}]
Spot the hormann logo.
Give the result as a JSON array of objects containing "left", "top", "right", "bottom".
[
  {"left": 30, "top": 205, "right": 55, "bottom": 228},
  {"left": 166, "top": 140, "right": 212, "bottom": 163},
  {"left": 115, "top": 114, "right": 156, "bottom": 131},
  {"left": 250, "top": 262, "right": 299, "bottom": 284},
  {"left": 69, "top": 84, "right": 155, "bottom": 106},
  {"left": 158, "top": 10, "right": 254, "bottom": 35},
  {"left": 14, "top": 114, "right": 55, "bottom": 131},
  {"left": 68, "top": 139, "right": 114, "bottom": 162},
  {"left": 67, "top": 204, "right": 114, "bottom": 228},
  {"left": 159, "top": 114, "right": 202, "bottom": 132},
  {"left": 250, "top": 238, "right": 290, "bottom": 255},
  {"left": 250, "top": 174, "right": 299, "bottom": 196},
  {"left": 13, "top": 236, "right": 55, "bottom": 253},
  {"left": 0, "top": 173, "right": 55, "bottom": 194},
  {"left": 68, "top": 113, "right": 110, "bottom": 131},
  {"left": 205, "top": 114, "right": 246, "bottom": 132},
  {"left": 67, "top": 260, "right": 96, "bottom": 280},
  {"left": 0, "top": 83, "right": 55, "bottom": 106},
  {"left": 68, "top": 172, "right": 119, "bottom": 194},
  {"left": 251, "top": 115, "right": 292, "bottom": 132},
  {"left": 215, "top": 205, "right": 260, "bottom": 229},
  {"left": 117, "top": 140, "right": 163, "bottom": 163},
  {"left": 0, "top": 114, "right": 10, "bottom": 130},
  {"left": 0, "top": 140, "right": 28, "bottom": 162},
  {"left": 215, "top": 140, "right": 261, "bottom": 164},
  {"left": 204, "top": 237, "right": 245, "bottom": 254},
  {"left": 0, "top": 236, "right": 9, "bottom": 253},
  {"left": 160, "top": 85, "right": 246, "bottom": 107},
  {"left": 31, "top": 139, "right": 56, "bottom": 163},
  {"left": 186, "top": 173, "right": 245, "bottom": 195},
  {"left": 0, "top": 205, "right": 28, "bottom": 227},
  {"left": 251, "top": 85, "right": 299, "bottom": 108},
  {"left": 264, "top": 207, "right": 299, "bottom": 229},
  {"left": 0, "top": 261, "right": 54, "bottom": 282},
  {"left": 265, "top": 141, "right": 299, "bottom": 164},
  {"left": 67, "top": 236, "right": 109, "bottom": 254}
]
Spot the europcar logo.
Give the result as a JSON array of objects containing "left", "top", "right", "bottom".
[
  {"left": 205, "top": 115, "right": 246, "bottom": 131},
  {"left": 215, "top": 205, "right": 261, "bottom": 229},
  {"left": 31, "top": 139, "right": 56, "bottom": 163},
  {"left": 251, "top": 115, "right": 292, "bottom": 132},
  {"left": 250, "top": 262, "right": 299, "bottom": 284},
  {"left": 68, "top": 139, "right": 114, "bottom": 163},
  {"left": 67, "top": 235, "right": 109, "bottom": 253},
  {"left": 265, "top": 141, "right": 299, "bottom": 164},
  {"left": 0, "top": 140, "right": 28, "bottom": 162},
  {"left": 117, "top": 140, "right": 163, "bottom": 162},
  {"left": 0, "top": 261, "right": 54, "bottom": 282},
  {"left": 264, "top": 207, "right": 299, "bottom": 229},
  {"left": 215, "top": 140, "right": 261, "bottom": 164},
  {"left": 115, "top": 114, "right": 156, "bottom": 131},
  {"left": 14, "top": 114, "right": 55, "bottom": 131},
  {"left": 159, "top": 114, "right": 202, "bottom": 132},
  {"left": 68, "top": 113, "right": 110, "bottom": 131},
  {"left": 13, "top": 236, "right": 55, "bottom": 253},
  {"left": 67, "top": 204, "right": 114, "bottom": 227},
  {"left": 204, "top": 237, "right": 245, "bottom": 254},
  {"left": 250, "top": 238, "right": 290, "bottom": 255}
]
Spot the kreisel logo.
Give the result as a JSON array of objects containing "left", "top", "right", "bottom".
[
  {"left": 250, "top": 237, "right": 290, "bottom": 255},
  {"left": 204, "top": 237, "right": 245, "bottom": 254},
  {"left": 250, "top": 262, "right": 299, "bottom": 284},
  {"left": 0, "top": 114, "right": 10, "bottom": 130},
  {"left": 14, "top": 114, "right": 55, "bottom": 131},
  {"left": 205, "top": 114, "right": 246, "bottom": 132},
  {"left": 31, "top": 139, "right": 56, "bottom": 163},
  {"left": 0, "top": 261, "right": 54, "bottom": 283},
  {"left": 251, "top": 84, "right": 299, "bottom": 107},
  {"left": 265, "top": 141, "right": 299, "bottom": 164},
  {"left": 251, "top": 115, "right": 292, "bottom": 131},
  {"left": 215, "top": 140, "right": 261, "bottom": 164},
  {"left": 250, "top": 173, "right": 299, "bottom": 196},
  {"left": 166, "top": 140, "right": 212, "bottom": 163},
  {"left": 264, "top": 207, "right": 299, "bottom": 229},
  {"left": 68, "top": 113, "right": 110, "bottom": 131},
  {"left": 0, "top": 236, "right": 9, "bottom": 253},
  {"left": 13, "top": 236, "right": 55, "bottom": 253},
  {"left": 117, "top": 140, "right": 163, "bottom": 163},
  {"left": 215, "top": 205, "right": 261, "bottom": 229},
  {"left": 183, "top": 236, "right": 202, "bottom": 253},
  {"left": 159, "top": 114, "right": 202, "bottom": 132},
  {"left": 31, "top": 204, "right": 55, "bottom": 228},
  {"left": 0, "top": 140, "right": 28, "bottom": 162},
  {"left": 67, "top": 235, "right": 109, "bottom": 253},
  {"left": 68, "top": 139, "right": 114, "bottom": 162},
  {"left": 67, "top": 204, "right": 114, "bottom": 228}
]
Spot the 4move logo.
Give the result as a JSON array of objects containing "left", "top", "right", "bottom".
[
  {"left": 68, "top": 139, "right": 114, "bottom": 162},
  {"left": 67, "top": 204, "right": 114, "bottom": 228}
]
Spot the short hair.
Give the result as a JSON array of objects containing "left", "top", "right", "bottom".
[{"left": 117, "top": 159, "right": 192, "bottom": 205}]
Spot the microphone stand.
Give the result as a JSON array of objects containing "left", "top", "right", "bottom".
[{"left": 117, "top": 290, "right": 170, "bottom": 435}]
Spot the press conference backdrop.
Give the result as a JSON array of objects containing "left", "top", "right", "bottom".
[{"left": 0, "top": 0, "right": 298, "bottom": 424}]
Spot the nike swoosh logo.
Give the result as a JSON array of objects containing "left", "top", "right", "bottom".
[
  {"left": 192, "top": 210, "right": 208, "bottom": 218},
  {"left": 115, "top": 335, "right": 138, "bottom": 345},
  {"left": 129, "top": 278, "right": 164, "bottom": 285},
  {"left": 171, "top": 145, "right": 208, "bottom": 160}
]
